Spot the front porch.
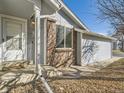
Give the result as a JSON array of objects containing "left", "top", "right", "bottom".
[
  {"left": 0, "top": 0, "right": 80, "bottom": 68},
  {"left": 0, "top": 57, "right": 123, "bottom": 93},
  {"left": 0, "top": 0, "right": 44, "bottom": 65},
  {"left": 0, "top": 60, "right": 62, "bottom": 93},
  {"left": 0, "top": 61, "right": 43, "bottom": 92}
]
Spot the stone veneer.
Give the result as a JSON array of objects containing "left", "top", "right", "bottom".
[
  {"left": 46, "top": 18, "right": 75, "bottom": 68},
  {"left": 47, "top": 19, "right": 56, "bottom": 66},
  {"left": 53, "top": 49, "right": 74, "bottom": 68}
]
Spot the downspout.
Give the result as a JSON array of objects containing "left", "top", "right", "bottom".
[
  {"left": 34, "top": 1, "right": 63, "bottom": 93},
  {"left": 39, "top": 0, "right": 63, "bottom": 65},
  {"left": 34, "top": 5, "right": 54, "bottom": 93}
]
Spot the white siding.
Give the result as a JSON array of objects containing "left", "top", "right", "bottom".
[
  {"left": 52, "top": 11, "right": 82, "bottom": 28},
  {"left": 41, "top": 0, "right": 81, "bottom": 29},
  {"left": 81, "top": 36, "right": 112, "bottom": 65},
  {"left": 41, "top": 0, "right": 55, "bottom": 15},
  {"left": 29, "top": 0, "right": 41, "bottom": 9}
]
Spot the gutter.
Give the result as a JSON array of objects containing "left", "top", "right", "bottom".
[
  {"left": 37, "top": 65, "right": 53, "bottom": 93},
  {"left": 35, "top": 2, "right": 63, "bottom": 93},
  {"left": 74, "top": 28, "right": 116, "bottom": 41},
  {"left": 49, "top": 0, "right": 90, "bottom": 31},
  {"left": 58, "top": 0, "right": 90, "bottom": 31}
]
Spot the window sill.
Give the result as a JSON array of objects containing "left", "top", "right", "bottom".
[{"left": 55, "top": 48, "right": 73, "bottom": 52}]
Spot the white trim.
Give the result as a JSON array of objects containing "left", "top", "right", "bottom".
[
  {"left": 24, "top": 20, "right": 28, "bottom": 60},
  {"left": 49, "top": 0, "right": 90, "bottom": 31},
  {"left": 64, "top": 27, "right": 66, "bottom": 48},
  {"left": 0, "top": 16, "right": 2, "bottom": 63},
  {"left": 44, "top": 18, "right": 47, "bottom": 65},
  {"left": 0, "top": 14, "right": 27, "bottom": 22},
  {"left": 111, "top": 42, "right": 113, "bottom": 58},
  {"left": 34, "top": 5, "right": 41, "bottom": 72},
  {"left": 56, "top": 23, "right": 73, "bottom": 29},
  {"left": 77, "top": 32, "right": 82, "bottom": 65},
  {"left": 71, "top": 28, "right": 74, "bottom": 48},
  {"left": 56, "top": 25, "right": 73, "bottom": 49},
  {"left": 59, "top": 1, "right": 89, "bottom": 31},
  {"left": 74, "top": 27, "right": 115, "bottom": 40},
  {"left": 74, "top": 28, "right": 86, "bottom": 33}
]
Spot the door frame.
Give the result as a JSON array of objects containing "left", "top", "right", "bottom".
[{"left": 0, "top": 14, "right": 27, "bottom": 62}]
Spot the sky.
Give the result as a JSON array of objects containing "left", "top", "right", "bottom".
[{"left": 63, "top": 0, "right": 112, "bottom": 35}]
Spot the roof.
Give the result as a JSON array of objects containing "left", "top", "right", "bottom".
[
  {"left": 46, "top": 0, "right": 116, "bottom": 41},
  {"left": 47, "top": 0, "right": 90, "bottom": 31},
  {"left": 74, "top": 28, "right": 116, "bottom": 41}
]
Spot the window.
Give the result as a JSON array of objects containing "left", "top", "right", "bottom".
[
  {"left": 66, "top": 28, "right": 72, "bottom": 48},
  {"left": 56, "top": 25, "right": 72, "bottom": 48},
  {"left": 56, "top": 25, "right": 64, "bottom": 48}
]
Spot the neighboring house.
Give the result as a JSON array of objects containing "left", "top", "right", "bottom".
[
  {"left": 112, "top": 31, "right": 124, "bottom": 51},
  {"left": 0, "top": 0, "right": 114, "bottom": 67}
]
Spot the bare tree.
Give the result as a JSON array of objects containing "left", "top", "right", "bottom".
[
  {"left": 97, "top": 0, "right": 124, "bottom": 27},
  {"left": 97, "top": 0, "right": 124, "bottom": 51}
]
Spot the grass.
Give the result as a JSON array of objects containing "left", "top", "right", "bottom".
[
  {"left": 49, "top": 58, "right": 124, "bottom": 93},
  {"left": 113, "top": 50, "right": 124, "bottom": 54},
  {"left": 91, "top": 58, "right": 124, "bottom": 78},
  {"left": 108, "top": 58, "right": 124, "bottom": 67},
  {"left": 8, "top": 58, "right": 124, "bottom": 93},
  {"left": 50, "top": 79, "right": 124, "bottom": 93}
]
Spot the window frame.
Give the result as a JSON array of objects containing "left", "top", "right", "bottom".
[{"left": 56, "top": 25, "right": 73, "bottom": 49}]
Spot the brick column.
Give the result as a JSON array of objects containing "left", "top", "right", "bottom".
[{"left": 46, "top": 18, "right": 56, "bottom": 66}]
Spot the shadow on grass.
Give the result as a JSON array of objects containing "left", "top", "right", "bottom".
[{"left": 50, "top": 58, "right": 124, "bottom": 82}]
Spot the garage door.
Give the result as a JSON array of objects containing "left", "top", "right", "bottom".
[{"left": 81, "top": 38, "right": 112, "bottom": 65}]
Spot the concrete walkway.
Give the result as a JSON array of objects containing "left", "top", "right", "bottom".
[
  {"left": 55, "top": 57, "right": 122, "bottom": 79},
  {"left": 57, "top": 66, "right": 99, "bottom": 78},
  {"left": 0, "top": 61, "right": 38, "bottom": 93},
  {"left": 88, "top": 57, "right": 122, "bottom": 68},
  {"left": 0, "top": 57, "right": 122, "bottom": 92}
]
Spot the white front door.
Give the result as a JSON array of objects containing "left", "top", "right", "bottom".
[{"left": 2, "top": 18, "right": 27, "bottom": 61}]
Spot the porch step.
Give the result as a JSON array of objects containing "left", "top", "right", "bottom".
[
  {"left": 0, "top": 61, "right": 50, "bottom": 93},
  {"left": 0, "top": 60, "right": 30, "bottom": 71},
  {"left": 42, "top": 66, "right": 63, "bottom": 78}
]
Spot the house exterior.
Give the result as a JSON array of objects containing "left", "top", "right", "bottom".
[
  {"left": 81, "top": 31, "right": 113, "bottom": 65},
  {"left": 112, "top": 31, "right": 124, "bottom": 51},
  {"left": 0, "top": 0, "right": 114, "bottom": 67}
]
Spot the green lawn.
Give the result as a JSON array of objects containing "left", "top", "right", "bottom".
[{"left": 113, "top": 50, "right": 124, "bottom": 54}]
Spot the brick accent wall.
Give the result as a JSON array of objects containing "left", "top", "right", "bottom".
[
  {"left": 46, "top": 19, "right": 75, "bottom": 67},
  {"left": 53, "top": 49, "right": 74, "bottom": 67},
  {"left": 47, "top": 19, "right": 56, "bottom": 65}
]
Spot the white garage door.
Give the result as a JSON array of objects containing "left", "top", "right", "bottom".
[{"left": 81, "top": 38, "right": 112, "bottom": 65}]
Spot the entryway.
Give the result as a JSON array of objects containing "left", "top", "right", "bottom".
[
  {"left": 1, "top": 17, "right": 27, "bottom": 61},
  {"left": 0, "top": 0, "right": 35, "bottom": 63}
]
